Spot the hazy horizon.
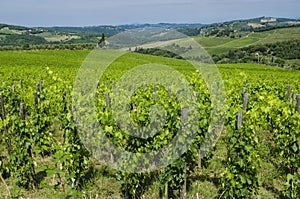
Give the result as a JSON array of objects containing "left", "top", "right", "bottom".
[
  {"left": 0, "top": 0, "right": 299, "bottom": 27},
  {"left": 2, "top": 16, "right": 300, "bottom": 28}
]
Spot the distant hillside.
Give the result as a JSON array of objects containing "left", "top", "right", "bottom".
[
  {"left": 213, "top": 39, "right": 300, "bottom": 69},
  {"left": 194, "top": 26, "right": 300, "bottom": 55},
  {"left": 0, "top": 17, "right": 299, "bottom": 48},
  {"left": 0, "top": 22, "right": 205, "bottom": 48},
  {"left": 198, "top": 16, "right": 300, "bottom": 37},
  {"left": 192, "top": 26, "right": 300, "bottom": 69},
  {"left": 131, "top": 25, "right": 300, "bottom": 69}
]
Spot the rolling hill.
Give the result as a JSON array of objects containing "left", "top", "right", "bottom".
[
  {"left": 0, "top": 16, "right": 299, "bottom": 48},
  {"left": 1, "top": 17, "right": 300, "bottom": 69},
  {"left": 194, "top": 26, "right": 300, "bottom": 55}
]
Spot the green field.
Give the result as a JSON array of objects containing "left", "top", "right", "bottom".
[
  {"left": 1, "top": 50, "right": 298, "bottom": 84},
  {"left": 0, "top": 50, "right": 89, "bottom": 83},
  {"left": 286, "top": 59, "right": 300, "bottom": 66},
  {"left": 35, "top": 32, "right": 81, "bottom": 42},
  {"left": 194, "top": 27, "right": 300, "bottom": 55},
  {"left": 0, "top": 28, "right": 20, "bottom": 35},
  {"left": 0, "top": 50, "right": 300, "bottom": 198}
]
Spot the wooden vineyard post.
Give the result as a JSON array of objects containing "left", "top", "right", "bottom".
[
  {"left": 1, "top": 94, "right": 9, "bottom": 155},
  {"left": 95, "top": 81, "right": 99, "bottom": 98},
  {"left": 113, "top": 85, "right": 116, "bottom": 95},
  {"left": 237, "top": 110, "right": 243, "bottom": 129},
  {"left": 95, "top": 84, "right": 98, "bottom": 98},
  {"left": 110, "top": 153, "right": 115, "bottom": 165},
  {"left": 72, "top": 105, "right": 76, "bottom": 113},
  {"left": 242, "top": 87, "right": 246, "bottom": 94},
  {"left": 168, "top": 86, "right": 171, "bottom": 98},
  {"left": 292, "top": 92, "right": 296, "bottom": 104},
  {"left": 20, "top": 80, "right": 23, "bottom": 89},
  {"left": 105, "top": 92, "right": 110, "bottom": 108},
  {"left": 296, "top": 94, "right": 300, "bottom": 115},
  {"left": 36, "top": 83, "right": 40, "bottom": 93},
  {"left": 39, "top": 80, "right": 43, "bottom": 91},
  {"left": 132, "top": 104, "right": 137, "bottom": 111},
  {"left": 133, "top": 83, "right": 136, "bottom": 95},
  {"left": 287, "top": 84, "right": 291, "bottom": 101},
  {"left": 181, "top": 161, "right": 187, "bottom": 199},
  {"left": 144, "top": 81, "right": 147, "bottom": 92},
  {"left": 238, "top": 90, "right": 248, "bottom": 129},
  {"left": 132, "top": 83, "right": 137, "bottom": 110},
  {"left": 154, "top": 83, "right": 157, "bottom": 101},
  {"left": 243, "top": 93, "right": 249, "bottom": 110},
  {"left": 12, "top": 84, "right": 15, "bottom": 93},
  {"left": 182, "top": 107, "right": 188, "bottom": 122},
  {"left": 96, "top": 81, "right": 99, "bottom": 90},
  {"left": 0, "top": 94, "right": 5, "bottom": 121},
  {"left": 84, "top": 82, "right": 87, "bottom": 94},
  {"left": 178, "top": 89, "right": 183, "bottom": 97},
  {"left": 20, "top": 103, "right": 25, "bottom": 120},
  {"left": 0, "top": 94, "right": 8, "bottom": 131},
  {"left": 112, "top": 80, "right": 116, "bottom": 95},
  {"left": 113, "top": 86, "right": 117, "bottom": 96},
  {"left": 34, "top": 92, "right": 38, "bottom": 108}
]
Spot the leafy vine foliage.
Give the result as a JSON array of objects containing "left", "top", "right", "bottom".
[
  {"left": 221, "top": 109, "right": 260, "bottom": 198},
  {"left": 0, "top": 63, "right": 300, "bottom": 198},
  {"left": 0, "top": 70, "right": 91, "bottom": 197}
]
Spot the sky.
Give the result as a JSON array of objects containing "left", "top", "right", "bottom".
[{"left": 0, "top": 0, "right": 299, "bottom": 27}]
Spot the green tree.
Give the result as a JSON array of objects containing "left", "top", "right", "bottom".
[
  {"left": 98, "top": 33, "right": 106, "bottom": 48},
  {"left": 22, "top": 43, "right": 30, "bottom": 50}
]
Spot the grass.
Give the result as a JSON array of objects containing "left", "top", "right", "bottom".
[
  {"left": 0, "top": 165, "right": 122, "bottom": 199},
  {"left": 258, "top": 27, "right": 300, "bottom": 44},
  {"left": 193, "top": 37, "right": 234, "bottom": 48},
  {"left": 248, "top": 31, "right": 272, "bottom": 39},
  {"left": 43, "top": 35, "right": 81, "bottom": 42},
  {"left": 0, "top": 28, "right": 19, "bottom": 35},
  {"left": 9, "top": 32, "right": 82, "bottom": 42},
  {"left": 0, "top": 50, "right": 90, "bottom": 84},
  {"left": 221, "top": 37, "right": 258, "bottom": 48},
  {"left": 205, "top": 47, "right": 232, "bottom": 55},
  {"left": 286, "top": 59, "right": 300, "bottom": 65},
  {"left": 0, "top": 29, "right": 16, "bottom": 35}
]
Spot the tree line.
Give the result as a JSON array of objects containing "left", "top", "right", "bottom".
[
  {"left": 0, "top": 43, "right": 96, "bottom": 51},
  {"left": 213, "top": 40, "right": 300, "bottom": 69}
]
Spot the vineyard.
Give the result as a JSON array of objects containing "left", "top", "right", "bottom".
[{"left": 0, "top": 50, "right": 300, "bottom": 198}]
